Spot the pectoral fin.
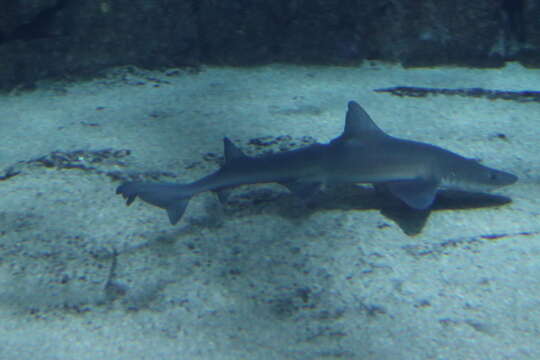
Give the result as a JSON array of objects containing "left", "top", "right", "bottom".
[{"left": 384, "top": 179, "right": 439, "bottom": 209}]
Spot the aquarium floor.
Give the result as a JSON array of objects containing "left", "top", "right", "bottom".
[{"left": 0, "top": 63, "right": 538, "bottom": 360}]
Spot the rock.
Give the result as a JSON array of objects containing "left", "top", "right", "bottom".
[
  {"left": 520, "top": 0, "right": 540, "bottom": 67},
  {"left": 0, "top": 0, "right": 539, "bottom": 91},
  {"left": 0, "top": 0, "right": 199, "bottom": 89}
]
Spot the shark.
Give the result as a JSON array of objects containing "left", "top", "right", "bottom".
[{"left": 116, "top": 101, "right": 517, "bottom": 225}]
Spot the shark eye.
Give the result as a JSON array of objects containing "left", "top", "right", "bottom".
[{"left": 489, "top": 172, "right": 498, "bottom": 180}]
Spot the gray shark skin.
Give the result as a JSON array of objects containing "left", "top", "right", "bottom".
[{"left": 117, "top": 101, "right": 517, "bottom": 225}]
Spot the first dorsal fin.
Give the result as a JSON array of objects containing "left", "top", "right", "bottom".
[
  {"left": 223, "top": 137, "right": 247, "bottom": 163},
  {"left": 339, "top": 101, "right": 387, "bottom": 141}
]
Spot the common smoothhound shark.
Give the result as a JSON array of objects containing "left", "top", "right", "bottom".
[{"left": 117, "top": 101, "right": 517, "bottom": 225}]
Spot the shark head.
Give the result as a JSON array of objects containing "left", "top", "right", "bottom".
[{"left": 442, "top": 158, "right": 518, "bottom": 193}]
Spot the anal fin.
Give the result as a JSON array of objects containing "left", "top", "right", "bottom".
[
  {"left": 213, "top": 188, "right": 233, "bottom": 204},
  {"left": 167, "top": 198, "right": 190, "bottom": 225},
  {"left": 280, "top": 180, "right": 322, "bottom": 199}
]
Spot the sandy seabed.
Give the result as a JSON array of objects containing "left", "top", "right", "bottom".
[{"left": 0, "top": 62, "right": 539, "bottom": 360}]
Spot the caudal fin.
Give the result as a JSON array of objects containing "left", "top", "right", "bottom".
[{"left": 116, "top": 182, "right": 192, "bottom": 225}]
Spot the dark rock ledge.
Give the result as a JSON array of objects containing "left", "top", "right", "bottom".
[{"left": 1, "top": 0, "right": 540, "bottom": 90}]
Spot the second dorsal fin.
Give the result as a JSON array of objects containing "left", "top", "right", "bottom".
[{"left": 223, "top": 137, "right": 247, "bottom": 164}]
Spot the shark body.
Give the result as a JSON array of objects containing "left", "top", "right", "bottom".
[{"left": 117, "top": 101, "right": 517, "bottom": 225}]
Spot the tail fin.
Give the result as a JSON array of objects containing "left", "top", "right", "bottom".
[{"left": 116, "top": 182, "right": 193, "bottom": 225}]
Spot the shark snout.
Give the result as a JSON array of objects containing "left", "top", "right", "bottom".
[
  {"left": 447, "top": 162, "right": 518, "bottom": 193},
  {"left": 492, "top": 169, "right": 518, "bottom": 187}
]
